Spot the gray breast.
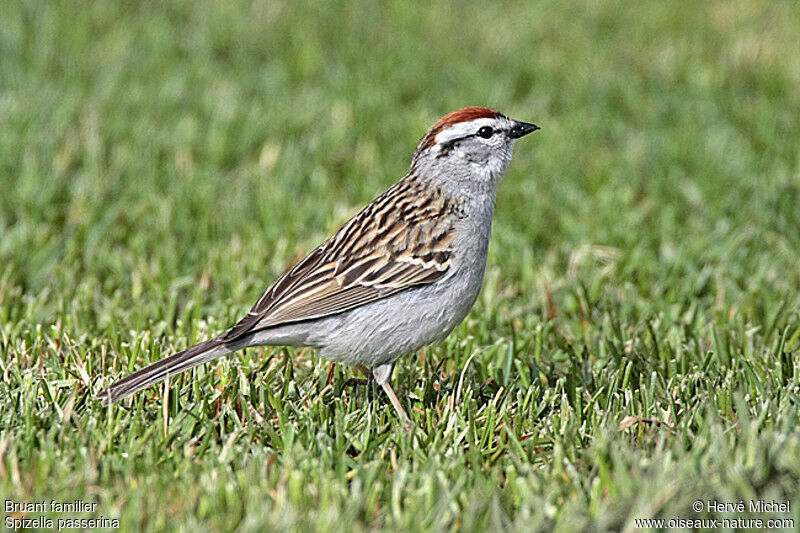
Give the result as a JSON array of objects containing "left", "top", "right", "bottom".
[{"left": 310, "top": 213, "right": 492, "bottom": 367}]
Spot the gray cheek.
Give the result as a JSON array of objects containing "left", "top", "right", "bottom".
[
  {"left": 455, "top": 146, "right": 479, "bottom": 163},
  {"left": 456, "top": 144, "right": 494, "bottom": 166}
]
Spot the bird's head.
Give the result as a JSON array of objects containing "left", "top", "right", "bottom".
[{"left": 412, "top": 107, "right": 539, "bottom": 185}]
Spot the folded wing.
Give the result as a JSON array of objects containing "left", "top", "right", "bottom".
[{"left": 223, "top": 178, "right": 462, "bottom": 340}]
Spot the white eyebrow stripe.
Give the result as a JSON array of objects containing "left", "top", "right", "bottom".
[{"left": 434, "top": 118, "right": 498, "bottom": 146}]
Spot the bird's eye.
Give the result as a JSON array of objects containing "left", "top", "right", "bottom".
[{"left": 477, "top": 126, "right": 494, "bottom": 139}]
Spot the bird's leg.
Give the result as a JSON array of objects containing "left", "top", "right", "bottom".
[
  {"left": 380, "top": 380, "right": 412, "bottom": 433},
  {"left": 372, "top": 363, "right": 413, "bottom": 432},
  {"left": 356, "top": 364, "right": 373, "bottom": 380},
  {"left": 343, "top": 364, "right": 372, "bottom": 388}
]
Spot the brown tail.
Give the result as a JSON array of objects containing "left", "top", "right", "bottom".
[{"left": 97, "top": 336, "right": 235, "bottom": 405}]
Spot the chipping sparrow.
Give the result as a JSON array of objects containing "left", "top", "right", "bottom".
[{"left": 98, "top": 107, "right": 539, "bottom": 427}]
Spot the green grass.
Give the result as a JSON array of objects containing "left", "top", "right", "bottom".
[{"left": 2, "top": 0, "right": 800, "bottom": 530}]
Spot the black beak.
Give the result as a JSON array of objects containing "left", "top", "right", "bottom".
[{"left": 509, "top": 121, "right": 540, "bottom": 139}]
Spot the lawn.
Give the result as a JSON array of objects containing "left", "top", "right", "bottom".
[{"left": 1, "top": 0, "right": 799, "bottom": 530}]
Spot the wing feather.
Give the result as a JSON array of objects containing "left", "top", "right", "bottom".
[{"left": 223, "top": 177, "right": 462, "bottom": 341}]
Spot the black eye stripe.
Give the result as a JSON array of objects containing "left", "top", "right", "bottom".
[{"left": 435, "top": 126, "right": 506, "bottom": 157}]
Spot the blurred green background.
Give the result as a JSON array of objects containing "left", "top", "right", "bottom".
[{"left": 1, "top": 0, "right": 799, "bottom": 531}]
